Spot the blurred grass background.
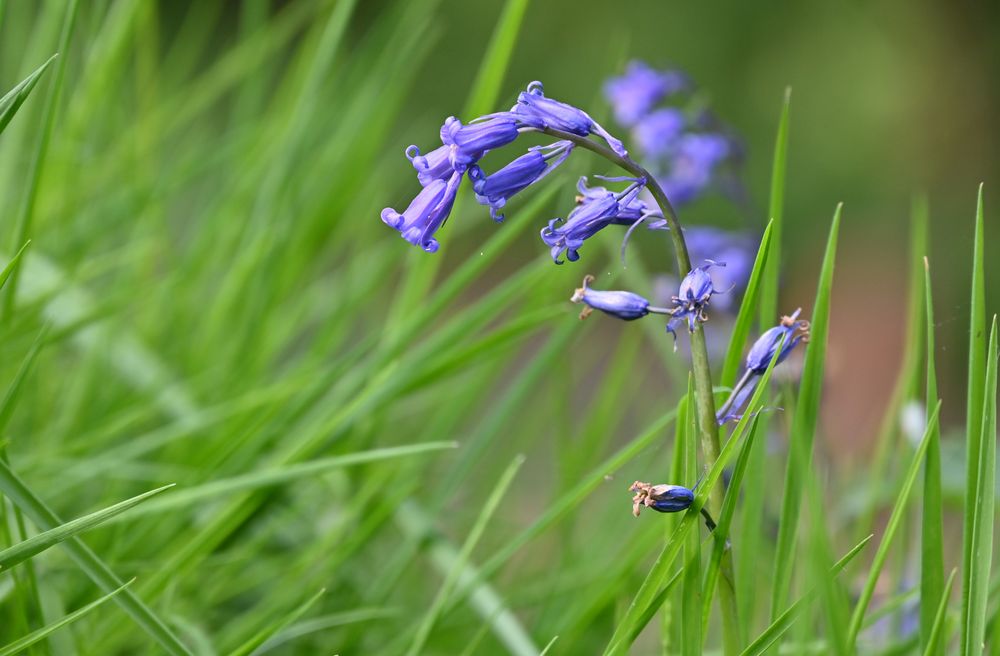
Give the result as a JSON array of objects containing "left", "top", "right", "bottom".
[{"left": 0, "top": 0, "right": 997, "bottom": 653}]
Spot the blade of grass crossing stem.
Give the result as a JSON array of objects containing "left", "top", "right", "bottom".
[
  {"left": 846, "top": 402, "right": 942, "bottom": 650},
  {"left": 681, "top": 375, "right": 702, "bottom": 656},
  {"left": 703, "top": 415, "right": 762, "bottom": 639},
  {"left": 0, "top": 460, "right": 192, "bottom": 655},
  {"left": 0, "top": 484, "right": 173, "bottom": 571},
  {"left": 406, "top": 455, "right": 526, "bottom": 656},
  {"left": 0, "top": 55, "right": 56, "bottom": 136},
  {"left": 721, "top": 221, "right": 773, "bottom": 386},
  {"left": 758, "top": 87, "right": 790, "bottom": 327},
  {"left": 921, "top": 256, "right": 946, "bottom": 656},
  {"left": 2, "top": 0, "right": 78, "bottom": 319},
  {"left": 960, "top": 184, "right": 988, "bottom": 654},
  {"left": 770, "top": 204, "right": 841, "bottom": 620},
  {"left": 923, "top": 569, "right": 957, "bottom": 656},
  {"left": 226, "top": 588, "right": 325, "bottom": 656},
  {"left": 739, "top": 536, "right": 872, "bottom": 656},
  {"left": 0, "top": 579, "right": 135, "bottom": 656},
  {"left": 961, "top": 313, "right": 997, "bottom": 655},
  {"left": 604, "top": 341, "right": 784, "bottom": 655}
]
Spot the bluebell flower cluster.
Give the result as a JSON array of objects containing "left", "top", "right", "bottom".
[
  {"left": 716, "top": 310, "right": 811, "bottom": 424},
  {"left": 383, "top": 81, "right": 661, "bottom": 257},
  {"left": 604, "top": 61, "right": 741, "bottom": 209}
]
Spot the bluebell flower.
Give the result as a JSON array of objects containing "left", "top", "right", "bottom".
[
  {"left": 658, "top": 133, "right": 733, "bottom": 206},
  {"left": 665, "top": 260, "right": 729, "bottom": 343},
  {"left": 541, "top": 177, "right": 655, "bottom": 263},
  {"left": 630, "top": 481, "right": 694, "bottom": 516},
  {"left": 715, "top": 309, "right": 810, "bottom": 424},
  {"left": 745, "top": 309, "right": 810, "bottom": 373},
  {"left": 468, "top": 141, "right": 572, "bottom": 222},
  {"left": 440, "top": 115, "right": 521, "bottom": 170},
  {"left": 685, "top": 227, "right": 756, "bottom": 311},
  {"left": 380, "top": 171, "right": 462, "bottom": 253},
  {"left": 512, "top": 81, "right": 627, "bottom": 157},
  {"left": 405, "top": 144, "right": 453, "bottom": 186},
  {"left": 632, "top": 108, "right": 686, "bottom": 158},
  {"left": 604, "top": 61, "right": 690, "bottom": 127},
  {"left": 570, "top": 274, "right": 673, "bottom": 321}
]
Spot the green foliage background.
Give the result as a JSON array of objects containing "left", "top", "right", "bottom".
[{"left": 0, "top": 1, "right": 997, "bottom": 654}]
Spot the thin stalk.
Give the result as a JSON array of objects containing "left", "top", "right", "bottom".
[{"left": 541, "top": 127, "right": 735, "bottom": 654}]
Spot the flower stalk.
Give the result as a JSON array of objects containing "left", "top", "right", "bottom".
[{"left": 540, "top": 125, "right": 739, "bottom": 656}]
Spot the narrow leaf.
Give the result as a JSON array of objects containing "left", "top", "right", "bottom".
[
  {"left": 770, "top": 204, "right": 841, "bottom": 620},
  {"left": 721, "top": 220, "right": 774, "bottom": 386},
  {"left": 0, "top": 485, "right": 173, "bottom": 571},
  {"left": 0, "top": 55, "right": 57, "bottom": 136},
  {"left": 923, "top": 569, "right": 957, "bottom": 656}
]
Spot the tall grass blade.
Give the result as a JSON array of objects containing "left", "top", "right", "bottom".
[
  {"left": 845, "top": 401, "right": 942, "bottom": 649},
  {"left": 0, "top": 460, "right": 192, "bottom": 655},
  {"left": 770, "top": 204, "right": 841, "bottom": 620},
  {"left": 961, "top": 313, "right": 997, "bottom": 655},
  {"left": 758, "top": 86, "right": 790, "bottom": 327},
  {"left": 0, "top": 484, "right": 173, "bottom": 571},
  {"left": 0, "top": 55, "right": 56, "bottom": 137},
  {"left": 0, "top": 242, "right": 29, "bottom": 291},
  {"left": 681, "top": 375, "right": 702, "bottom": 656},
  {"left": 923, "top": 569, "right": 957, "bottom": 656},
  {"left": 2, "top": 0, "right": 79, "bottom": 317},
  {"left": 226, "top": 588, "right": 325, "bottom": 656},
  {"left": 406, "top": 455, "right": 527, "bottom": 656},
  {"left": 740, "top": 536, "right": 872, "bottom": 656},
  {"left": 462, "top": 0, "right": 530, "bottom": 117},
  {"left": 0, "top": 579, "right": 134, "bottom": 656},
  {"left": 921, "top": 255, "right": 945, "bottom": 655},
  {"left": 721, "top": 221, "right": 774, "bottom": 387},
  {"left": 960, "top": 184, "right": 989, "bottom": 654}
]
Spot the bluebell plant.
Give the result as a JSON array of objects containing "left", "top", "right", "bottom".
[{"left": 380, "top": 72, "right": 807, "bottom": 534}]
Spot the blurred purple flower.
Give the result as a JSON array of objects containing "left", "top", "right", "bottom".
[
  {"left": 685, "top": 226, "right": 756, "bottom": 310},
  {"left": 469, "top": 141, "right": 572, "bottom": 222},
  {"left": 512, "top": 81, "right": 627, "bottom": 157},
  {"left": 632, "top": 108, "right": 686, "bottom": 158},
  {"left": 658, "top": 133, "right": 733, "bottom": 206},
  {"left": 604, "top": 61, "right": 690, "bottom": 127}
]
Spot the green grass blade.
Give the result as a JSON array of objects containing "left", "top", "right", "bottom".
[
  {"left": 770, "top": 203, "right": 841, "bottom": 620},
  {"left": 0, "top": 326, "right": 48, "bottom": 435},
  {"left": 923, "top": 569, "right": 957, "bottom": 656},
  {"left": 681, "top": 375, "right": 702, "bottom": 656},
  {"left": 961, "top": 313, "right": 997, "bottom": 655},
  {"left": 702, "top": 414, "right": 762, "bottom": 638},
  {"left": 113, "top": 442, "right": 456, "bottom": 520},
  {"left": 0, "top": 579, "right": 134, "bottom": 656},
  {"left": 721, "top": 221, "right": 774, "bottom": 387},
  {"left": 0, "top": 460, "right": 192, "bottom": 655},
  {"left": 960, "top": 184, "right": 988, "bottom": 654},
  {"left": 846, "top": 401, "right": 942, "bottom": 649},
  {"left": 2, "top": 0, "right": 79, "bottom": 318},
  {"left": 0, "top": 484, "right": 173, "bottom": 571},
  {"left": 406, "top": 454, "right": 526, "bottom": 656},
  {"left": 226, "top": 588, "right": 325, "bottom": 656},
  {"left": 921, "top": 255, "right": 945, "bottom": 656},
  {"left": 0, "top": 55, "right": 56, "bottom": 136},
  {"left": 462, "top": 0, "right": 530, "bottom": 117},
  {"left": 604, "top": 340, "right": 783, "bottom": 655},
  {"left": 630, "top": 569, "right": 683, "bottom": 647},
  {"left": 758, "top": 86, "right": 790, "bottom": 327},
  {"left": 740, "top": 536, "right": 872, "bottom": 656},
  {"left": 0, "top": 241, "right": 29, "bottom": 291}
]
